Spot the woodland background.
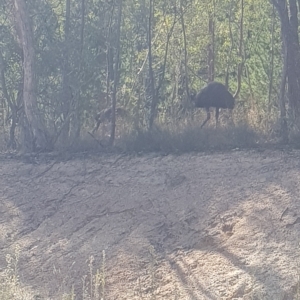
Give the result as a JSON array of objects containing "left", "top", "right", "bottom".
[{"left": 1, "top": 0, "right": 300, "bottom": 153}]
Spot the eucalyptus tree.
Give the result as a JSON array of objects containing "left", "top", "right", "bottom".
[
  {"left": 14, "top": 0, "right": 51, "bottom": 152},
  {"left": 0, "top": 0, "right": 296, "bottom": 150},
  {"left": 108, "top": 0, "right": 123, "bottom": 145},
  {"left": 271, "top": 0, "right": 300, "bottom": 141},
  {"left": 0, "top": 3, "right": 22, "bottom": 150}
]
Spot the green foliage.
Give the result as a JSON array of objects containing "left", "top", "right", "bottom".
[{"left": 0, "top": 0, "right": 284, "bottom": 149}]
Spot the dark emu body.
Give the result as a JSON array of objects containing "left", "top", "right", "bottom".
[{"left": 192, "top": 81, "right": 235, "bottom": 128}]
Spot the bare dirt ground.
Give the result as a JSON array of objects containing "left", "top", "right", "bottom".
[{"left": 1, "top": 149, "right": 300, "bottom": 299}]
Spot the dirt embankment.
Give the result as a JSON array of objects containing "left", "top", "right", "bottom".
[{"left": 1, "top": 149, "right": 300, "bottom": 299}]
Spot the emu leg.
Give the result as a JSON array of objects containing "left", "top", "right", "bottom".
[
  {"left": 92, "top": 122, "right": 101, "bottom": 134},
  {"left": 92, "top": 116, "right": 102, "bottom": 134},
  {"left": 229, "top": 109, "right": 235, "bottom": 126},
  {"left": 200, "top": 107, "right": 211, "bottom": 128},
  {"left": 215, "top": 107, "right": 220, "bottom": 128}
]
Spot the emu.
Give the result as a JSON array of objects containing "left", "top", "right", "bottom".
[
  {"left": 92, "top": 107, "right": 127, "bottom": 134},
  {"left": 191, "top": 81, "right": 235, "bottom": 128}
]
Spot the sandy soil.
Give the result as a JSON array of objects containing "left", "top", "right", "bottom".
[{"left": 1, "top": 149, "right": 300, "bottom": 299}]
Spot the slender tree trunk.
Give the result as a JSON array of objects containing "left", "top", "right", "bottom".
[
  {"left": 14, "top": 0, "right": 50, "bottom": 152},
  {"left": 0, "top": 51, "right": 19, "bottom": 149},
  {"left": 280, "top": 35, "right": 288, "bottom": 143},
  {"left": 79, "top": 0, "right": 85, "bottom": 60},
  {"left": 180, "top": 0, "right": 190, "bottom": 103},
  {"left": 71, "top": 0, "right": 86, "bottom": 141},
  {"left": 207, "top": 0, "right": 215, "bottom": 82},
  {"left": 60, "top": 0, "right": 71, "bottom": 145},
  {"left": 233, "top": 0, "right": 244, "bottom": 99},
  {"left": 148, "top": 0, "right": 157, "bottom": 130},
  {"left": 287, "top": 0, "right": 300, "bottom": 118},
  {"left": 153, "top": 4, "right": 176, "bottom": 122},
  {"left": 106, "top": 3, "right": 115, "bottom": 113},
  {"left": 268, "top": 3, "right": 275, "bottom": 114},
  {"left": 109, "top": 0, "right": 123, "bottom": 146},
  {"left": 273, "top": 0, "right": 300, "bottom": 122},
  {"left": 225, "top": 0, "right": 234, "bottom": 89}
]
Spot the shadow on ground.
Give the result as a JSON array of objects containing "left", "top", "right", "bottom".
[{"left": 0, "top": 149, "right": 300, "bottom": 299}]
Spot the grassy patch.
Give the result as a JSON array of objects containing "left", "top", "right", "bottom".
[{"left": 118, "top": 122, "right": 261, "bottom": 153}]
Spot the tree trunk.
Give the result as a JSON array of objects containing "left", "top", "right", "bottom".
[
  {"left": 207, "top": 0, "right": 215, "bottom": 82},
  {"left": 14, "top": 0, "right": 50, "bottom": 152},
  {"left": 109, "top": 0, "right": 123, "bottom": 146},
  {"left": 225, "top": 0, "right": 234, "bottom": 89},
  {"left": 0, "top": 51, "right": 19, "bottom": 149},
  {"left": 273, "top": 0, "right": 300, "bottom": 121},
  {"left": 106, "top": 2, "right": 115, "bottom": 121},
  {"left": 60, "top": 0, "right": 72, "bottom": 145},
  {"left": 279, "top": 33, "right": 288, "bottom": 143},
  {"left": 233, "top": 0, "right": 244, "bottom": 99},
  {"left": 148, "top": 0, "right": 157, "bottom": 130},
  {"left": 70, "top": 0, "right": 86, "bottom": 142},
  {"left": 180, "top": 0, "right": 190, "bottom": 105},
  {"left": 268, "top": 3, "right": 275, "bottom": 114},
  {"left": 287, "top": 0, "right": 300, "bottom": 118}
]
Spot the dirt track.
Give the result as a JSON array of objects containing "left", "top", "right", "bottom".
[{"left": 1, "top": 149, "right": 300, "bottom": 299}]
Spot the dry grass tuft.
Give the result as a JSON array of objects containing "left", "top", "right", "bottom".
[
  {"left": 0, "top": 246, "right": 35, "bottom": 300},
  {"left": 118, "top": 120, "right": 261, "bottom": 153}
]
